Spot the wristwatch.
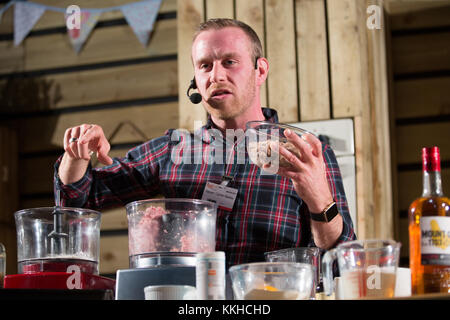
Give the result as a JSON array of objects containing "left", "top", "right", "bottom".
[{"left": 310, "top": 202, "right": 339, "bottom": 222}]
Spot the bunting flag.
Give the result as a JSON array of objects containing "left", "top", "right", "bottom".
[
  {"left": 66, "top": 10, "right": 101, "bottom": 54},
  {"left": 122, "top": 0, "right": 162, "bottom": 46},
  {"left": 14, "top": 2, "right": 46, "bottom": 46},
  {"left": 2, "top": 0, "right": 163, "bottom": 53}
]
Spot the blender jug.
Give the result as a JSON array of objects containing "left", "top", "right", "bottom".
[{"left": 14, "top": 207, "right": 101, "bottom": 275}]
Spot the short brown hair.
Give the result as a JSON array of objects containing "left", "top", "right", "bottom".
[{"left": 193, "top": 18, "right": 263, "bottom": 63}]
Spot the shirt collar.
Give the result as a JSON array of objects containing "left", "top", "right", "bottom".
[{"left": 197, "top": 108, "right": 279, "bottom": 144}]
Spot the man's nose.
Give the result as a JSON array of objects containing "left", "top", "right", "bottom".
[{"left": 210, "top": 62, "right": 226, "bottom": 83}]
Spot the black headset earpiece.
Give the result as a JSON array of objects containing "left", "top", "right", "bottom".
[{"left": 187, "top": 78, "right": 202, "bottom": 104}]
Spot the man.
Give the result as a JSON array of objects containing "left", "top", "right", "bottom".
[{"left": 55, "top": 19, "right": 355, "bottom": 268}]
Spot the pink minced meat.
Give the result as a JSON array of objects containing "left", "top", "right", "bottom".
[
  {"left": 129, "top": 206, "right": 212, "bottom": 255},
  {"left": 129, "top": 206, "right": 166, "bottom": 255}
]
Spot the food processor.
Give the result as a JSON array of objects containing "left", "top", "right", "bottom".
[
  {"left": 3, "top": 205, "right": 115, "bottom": 294},
  {"left": 115, "top": 198, "right": 217, "bottom": 300}
]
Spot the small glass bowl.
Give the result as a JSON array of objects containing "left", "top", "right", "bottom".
[{"left": 229, "top": 262, "right": 315, "bottom": 300}]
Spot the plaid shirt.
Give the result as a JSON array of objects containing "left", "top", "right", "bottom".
[{"left": 54, "top": 108, "right": 356, "bottom": 267}]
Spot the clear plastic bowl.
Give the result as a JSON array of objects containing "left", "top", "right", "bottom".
[
  {"left": 126, "top": 198, "right": 217, "bottom": 268},
  {"left": 229, "top": 262, "right": 315, "bottom": 300}
]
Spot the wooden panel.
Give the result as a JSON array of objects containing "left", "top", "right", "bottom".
[
  {"left": 0, "top": 126, "right": 18, "bottom": 225},
  {"left": 0, "top": 224, "right": 18, "bottom": 274},
  {"left": 366, "top": 0, "right": 394, "bottom": 240},
  {"left": 19, "top": 196, "right": 129, "bottom": 230},
  {"left": 0, "top": 60, "right": 178, "bottom": 112},
  {"left": 235, "top": 0, "right": 267, "bottom": 108},
  {"left": 392, "top": 31, "right": 450, "bottom": 75},
  {"left": 100, "top": 234, "right": 129, "bottom": 274},
  {"left": 0, "top": 0, "right": 177, "bottom": 33},
  {"left": 398, "top": 217, "right": 409, "bottom": 258},
  {"left": 396, "top": 122, "right": 450, "bottom": 165},
  {"left": 394, "top": 77, "right": 450, "bottom": 119},
  {"left": 20, "top": 156, "right": 56, "bottom": 195},
  {"left": 389, "top": 5, "right": 450, "bottom": 31},
  {"left": 23, "top": 19, "right": 177, "bottom": 71},
  {"left": 20, "top": 197, "right": 55, "bottom": 210},
  {"left": 328, "top": 0, "right": 379, "bottom": 239},
  {"left": 295, "top": 0, "right": 330, "bottom": 121},
  {"left": 397, "top": 168, "right": 450, "bottom": 212},
  {"left": 21, "top": 147, "right": 136, "bottom": 195},
  {"left": 206, "top": 0, "right": 234, "bottom": 19},
  {"left": 385, "top": 0, "right": 450, "bottom": 15},
  {"left": 18, "top": 101, "right": 179, "bottom": 153},
  {"left": 327, "top": 0, "right": 369, "bottom": 118},
  {"left": 354, "top": 114, "right": 375, "bottom": 240},
  {"left": 0, "top": 126, "right": 18, "bottom": 274},
  {"left": 0, "top": 41, "right": 24, "bottom": 74},
  {"left": 101, "top": 207, "right": 128, "bottom": 231},
  {"left": 177, "top": 0, "right": 206, "bottom": 131},
  {"left": 265, "top": 0, "right": 298, "bottom": 122}
]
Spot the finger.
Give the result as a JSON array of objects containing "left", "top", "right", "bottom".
[
  {"left": 272, "top": 141, "right": 305, "bottom": 171},
  {"left": 284, "top": 129, "right": 313, "bottom": 163},
  {"left": 302, "top": 132, "right": 322, "bottom": 158},
  {"left": 69, "top": 126, "right": 81, "bottom": 158},
  {"left": 64, "top": 128, "right": 77, "bottom": 158},
  {"left": 96, "top": 142, "right": 113, "bottom": 165},
  {"left": 78, "top": 124, "right": 98, "bottom": 145},
  {"left": 77, "top": 125, "right": 91, "bottom": 160}
]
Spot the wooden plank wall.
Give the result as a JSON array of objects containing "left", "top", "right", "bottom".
[
  {"left": 385, "top": 0, "right": 450, "bottom": 264},
  {"left": 0, "top": 126, "right": 18, "bottom": 275},
  {"left": 0, "top": 0, "right": 178, "bottom": 275},
  {"left": 178, "top": 0, "right": 394, "bottom": 241}
]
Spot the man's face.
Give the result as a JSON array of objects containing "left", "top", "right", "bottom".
[{"left": 191, "top": 27, "right": 257, "bottom": 121}]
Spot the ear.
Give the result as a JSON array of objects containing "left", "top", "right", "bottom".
[{"left": 255, "top": 57, "right": 269, "bottom": 86}]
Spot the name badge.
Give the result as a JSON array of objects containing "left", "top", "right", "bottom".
[{"left": 201, "top": 182, "right": 238, "bottom": 211}]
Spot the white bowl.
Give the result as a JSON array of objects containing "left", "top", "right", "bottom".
[{"left": 144, "top": 285, "right": 197, "bottom": 300}]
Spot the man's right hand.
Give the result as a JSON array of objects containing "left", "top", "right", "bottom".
[{"left": 58, "top": 124, "right": 113, "bottom": 185}]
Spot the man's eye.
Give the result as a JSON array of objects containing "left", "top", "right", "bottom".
[
  {"left": 225, "top": 60, "right": 236, "bottom": 66},
  {"left": 200, "top": 64, "right": 210, "bottom": 69}
]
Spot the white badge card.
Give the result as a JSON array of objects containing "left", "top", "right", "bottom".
[{"left": 201, "top": 182, "right": 238, "bottom": 211}]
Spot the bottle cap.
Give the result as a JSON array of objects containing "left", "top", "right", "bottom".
[{"left": 422, "top": 146, "right": 440, "bottom": 172}]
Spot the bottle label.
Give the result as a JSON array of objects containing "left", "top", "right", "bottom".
[
  {"left": 420, "top": 216, "right": 450, "bottom": 266},
  {"left": 196, "top": 253, "right": 226, "bottom": 300}
]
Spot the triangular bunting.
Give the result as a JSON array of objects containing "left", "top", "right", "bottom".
[
  {"left": 66, "top": 10, "right": 101, "bottom": 54},
  {"left": 122, "top": 0, "right": 162, "bottom": 47},
  {"left": 14, "top": 2, "right": 46, "bottom": 46}
]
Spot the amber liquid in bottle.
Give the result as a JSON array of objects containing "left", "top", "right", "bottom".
[{"left": 409, "top": 147, "right": 450, "bottom": 294}]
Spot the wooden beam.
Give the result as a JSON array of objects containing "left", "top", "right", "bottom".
[
  {"left": 206, "top": 0, "right": 234, "bottom": 19},
  {"left": 295, "top": 0, "right": 330, "bottom": 121},
  {"left": 23, "top": 19, "right": 177, "bottom": 72},
  {"left": 235, "top": 0, "right": 267, "bottom": 108},
  {"left": 0, "top": 60, "right": 178, "bottom": 113},
  {"left": 328, "top": 0, "right": 394, "bottom": 239},
  {"left": 265, "top": 0, "right": 298, "bottom": 122},
  {"left": 17, "top": 102, "right": 179, "bottom": 153},
  {"left": 177, "top": 0, "right": 206, "bottom": 131}
]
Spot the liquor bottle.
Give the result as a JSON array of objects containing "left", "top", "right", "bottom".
[{"left": 409, "top": 146, "right": 450, "bottom": 294}]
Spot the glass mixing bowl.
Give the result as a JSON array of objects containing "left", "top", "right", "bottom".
[
  {"left": 246, "top": 121, "right": 311, "bottom": 172},
  {"left": 229, "top": 262, "right": 315, "bottom": 300}
]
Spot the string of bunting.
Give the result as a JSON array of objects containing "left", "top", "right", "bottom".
[{"left": 0, "top": 0, "right": 162, "bottom": 53}]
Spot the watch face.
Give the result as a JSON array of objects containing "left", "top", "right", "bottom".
[{"left": 311, "top": 202, "right": 338, "bottom": 222}]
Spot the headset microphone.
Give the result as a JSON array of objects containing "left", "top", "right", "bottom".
[{"left": 187, "top": 78, "right": 202, "bottom": 104}]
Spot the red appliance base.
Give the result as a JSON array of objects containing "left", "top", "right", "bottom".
[{"left": 4, "top": 272, "right": 116, "bottom": 291}]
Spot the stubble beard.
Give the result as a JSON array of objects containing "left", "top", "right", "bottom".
[{"left": 205, "top": 74, "right": 256, "bottom": 121}]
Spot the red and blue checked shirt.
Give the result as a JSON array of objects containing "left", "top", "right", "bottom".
[{"left": 54, "top": 108, "right": 356, "bottom": 268}]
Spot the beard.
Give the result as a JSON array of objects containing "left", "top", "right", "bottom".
[{"left": 204, "top": 73, "right": 256, "bottom": 121}]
